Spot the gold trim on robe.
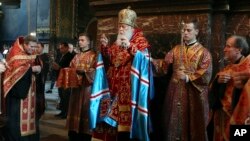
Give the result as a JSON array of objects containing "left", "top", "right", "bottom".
[
  {"left": 3, "top": 37, "right": 36, "bottom": 97},
  {"left": 20, "top": 75, "right": 36, "bottom": 136},
  {"left": 3, "top": 36, "right": 37, "bottom": 136}
]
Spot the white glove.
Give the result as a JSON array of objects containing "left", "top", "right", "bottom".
[
  {"left": 32, "top": 65, "right": 41, "bottom": 73},
  {"left": 0, "top": 63, "right": 6, "bottom": 73}
]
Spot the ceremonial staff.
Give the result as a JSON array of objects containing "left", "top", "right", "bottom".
[{"left": 176, "top": 20, "right": 185, "bottom": 141}]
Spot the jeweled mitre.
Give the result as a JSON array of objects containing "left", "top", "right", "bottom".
[{"left": 118, "top": 6, "right": 137, "bottom": 27}]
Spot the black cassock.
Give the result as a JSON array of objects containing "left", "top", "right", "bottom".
[{"left": 4, "top": 68, "right": 39, "bottom": 141}]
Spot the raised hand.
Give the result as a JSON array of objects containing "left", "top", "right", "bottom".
[
  {"left": 100, "top": 34, "right": 108, "bottom": 46},
  {"left": 0, "top": 63, "right": 6, "bottom": 73}
]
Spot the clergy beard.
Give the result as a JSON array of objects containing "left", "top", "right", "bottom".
[
  {"left": 116, "top": 35, "right": 126, "bottom": 48},
  {"left": 116, "top": 28, "right": 133, "bottom": 48}
]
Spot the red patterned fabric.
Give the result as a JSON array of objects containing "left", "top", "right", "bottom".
[
  {"left": 56, "top": 68, "right": 80, "bottom": 89},
  {"left": 212, "top": 55, "right": 250, "bottom": 141},
  {"left": 212, "top": 65, "right": 235, "bottom": 141},
  {"left": 106, "top": 29, "right": 149, "bottom": 131},
  {"left": 66, "top": 51, "right": 96, "bottom": 134},
  {"left": 161, "top": 43, "right": 212, "bottom": 141},
  {"left": 3, "top": 37, "right": 36, "bottom": 97},
  {"left": 231, "top": 79, "right": 250, "bottom": 124},
  {"left": 3, "top": 37, "right": 37, "bottom": 136},
  {"left": 93, "top": 28, "right": 149, "bottom": 141},
  {"left": 20, "top": 75, "right": 36, "bottom": 136}
]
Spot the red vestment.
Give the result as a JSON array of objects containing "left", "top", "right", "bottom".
[
  {"left": 92, "top": 29, "right": 149, "bottom": 141},
  {"left": 210, "top": 55, "right": 250, "bottom": 141},
  {"left": 3, "top": 37, "right": 37, "bottom": 137},
  {"left": 65, "top": 50, "right": 96, "bottom": 134},
  {"left": 157, "top": 43, "right": 212, "bottom": 141}
]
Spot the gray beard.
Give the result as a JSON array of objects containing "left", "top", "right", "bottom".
[
  {"left": 124, "top": 29, "right": 133, "bottom": 41},
  {"left": 116, "top": 30, "right": 133, "bottom": 48}
]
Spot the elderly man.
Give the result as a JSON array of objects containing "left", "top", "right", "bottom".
[
  {"left": 209, "top": 35, "right": 249, "bottom": 141},
  {"left": 90, "top": 7, "right": 150, "bottom": 141},
  {"left": 3, "top": 35, "right": 41, "bottom": 141}
]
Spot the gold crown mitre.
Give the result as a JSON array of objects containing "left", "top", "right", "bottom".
[{"left": 118, "top": 6, "right": 137, "bottom": 27}]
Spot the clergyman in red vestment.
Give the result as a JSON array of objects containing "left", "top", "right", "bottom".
[
  {"left": 62, "top": 33, "right": 97, "bottom": 141},
  {"left": 3, "top": 35, "right": 41, "bottom": 141},
  {"left": 91, "top": 7, "right": 150, "bottom": 141},
  {"left": 208, "top": 35, "right": 249, "bottom": 141},
  {"left": 153, "top": 19, "right": 213, "bottom": 141}
]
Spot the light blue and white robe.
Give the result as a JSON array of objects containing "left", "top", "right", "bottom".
[
  {"left": 89, "top": 53, "right": 117, "bottom": 129},
  {"left": 130, "top": 49, "right": 154, "bottom": 141}
]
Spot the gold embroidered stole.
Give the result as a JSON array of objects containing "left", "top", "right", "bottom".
[{"left": 20, "top": 75, "right": 36, "bottom": 136}]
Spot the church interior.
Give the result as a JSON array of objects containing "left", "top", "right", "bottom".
[{"left": 0, "top": 0, "right": 249, "bottom": 141}]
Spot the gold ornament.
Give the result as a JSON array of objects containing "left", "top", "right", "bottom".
[{"left": 118, "top": 6, "right": 137, "bottom": 27}]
